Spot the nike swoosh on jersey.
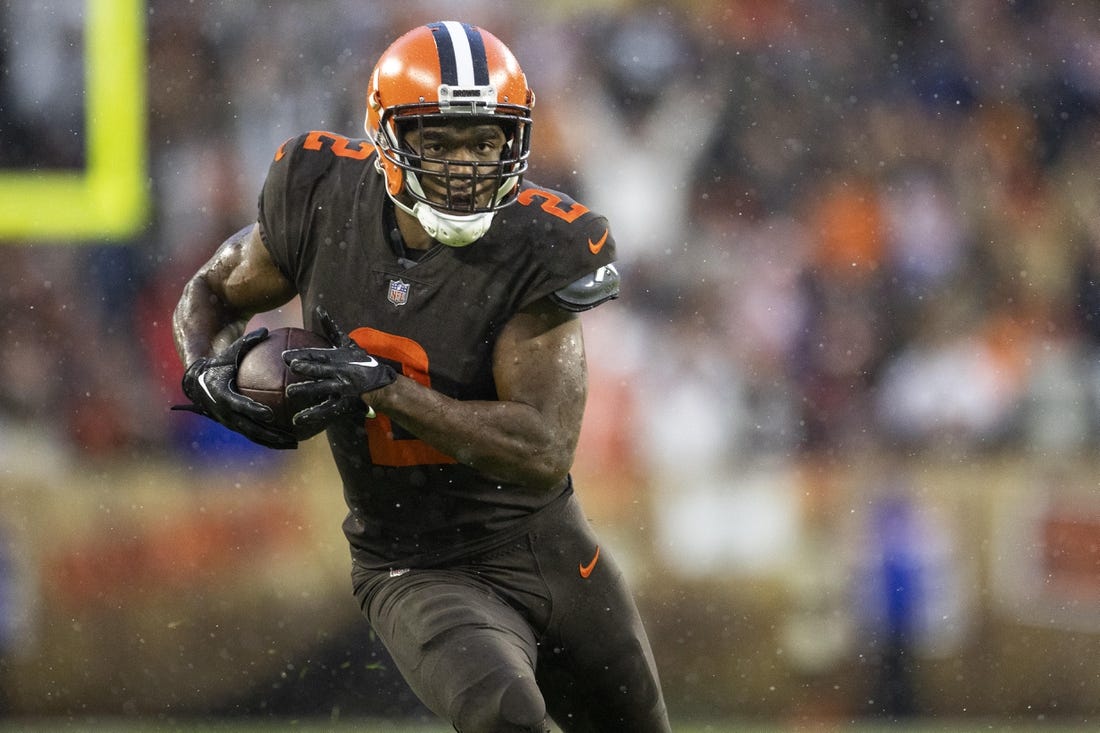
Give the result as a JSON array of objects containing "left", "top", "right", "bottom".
[
  {"left": 588, "top": 229, "right": 609, "bottom": 255},
  {"left": 579, "top": 545, "right": 600, "bottom": 578}
]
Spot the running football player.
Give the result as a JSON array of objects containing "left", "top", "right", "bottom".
[{"left": 173, "top": 21, "right": 670, "bottom": 732}]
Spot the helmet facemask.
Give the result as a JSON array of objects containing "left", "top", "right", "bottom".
[{"left": 374, "top": 106, "right": 532, "bottom": 247}]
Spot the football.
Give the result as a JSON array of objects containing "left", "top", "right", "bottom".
[{"left": 236, "top": 326, "right": 332, "bottom": 439}]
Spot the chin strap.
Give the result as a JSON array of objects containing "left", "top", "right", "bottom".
[
  {"left": 390, "top": 168, "right": 520, "bottom": 247},
  {"left": 391, "top": 196, "right": 495, "bottom": 247}
]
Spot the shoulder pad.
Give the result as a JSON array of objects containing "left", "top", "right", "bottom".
[{"left": 549, "top": 264, "right": 620, "bottom": 312}]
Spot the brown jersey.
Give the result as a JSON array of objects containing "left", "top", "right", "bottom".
[{"left": 257, "top": 131, "right": 618, "bottom": 568}]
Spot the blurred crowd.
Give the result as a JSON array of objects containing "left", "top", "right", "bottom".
[{"left": 2, "top": 0, "right": 1100, "bottom": 469}]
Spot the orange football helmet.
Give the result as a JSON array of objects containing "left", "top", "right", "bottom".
[{"left": 365, "top": 21, "right": 535, "bottom": 246}]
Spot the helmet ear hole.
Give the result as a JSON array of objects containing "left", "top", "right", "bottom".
[{"left": 374, "top": 155, "right": 405, "bottom": 196}]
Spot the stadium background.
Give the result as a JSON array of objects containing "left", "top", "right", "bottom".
[{"left": 2, "top": 0, "right": 1100, "bottom": 729}]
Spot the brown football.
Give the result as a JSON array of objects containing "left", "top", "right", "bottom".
[{"left": 236, "top": 326, "right": 331, "bottom": 439}]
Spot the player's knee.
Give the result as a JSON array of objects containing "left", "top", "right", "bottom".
[
  {"left": 453, "top": 674, "right": 548, "bottom": 733},
  {"left": 498, "top": 676, "right": 549, "bottom": 732}
]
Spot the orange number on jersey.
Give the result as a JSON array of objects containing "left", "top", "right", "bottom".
[
  {"left": 349, "top": 326, "right": 457, "bottom": 467},
  {"left": 301, "top": 131, "right": 372, "bottom": 160},
  {"left": 517, "top": 188, "right": 590, "bottom": 223}
]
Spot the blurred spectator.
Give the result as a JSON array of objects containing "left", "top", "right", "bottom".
[
  {"left": 851, "top": 481, "right": 971, "bottom": 718},
  {"left": 1, "top": 2, "right": 85, "bottom": 168},
  {"left": 3, "top": 2, "right": 1100, "bottom": 725},
  {"left": 0, "top": 0, "right": 1096, "bottom": 473}
]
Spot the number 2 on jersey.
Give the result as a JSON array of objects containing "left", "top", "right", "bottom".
[
  {"left": 517, "top": 188, "right": 589, "bottom": 223},
  {"left": 349, "top": 326, "right": 457, "bottom": 467}
]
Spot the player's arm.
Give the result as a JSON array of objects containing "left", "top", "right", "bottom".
[
  {"left": 286, "top": 298, "right": 586, "bottom": 491},
  {"left": 171, "top": 223, "right": 301, "bottom": 449},
  {"left": 385, "top": 297, "right": 586, "bottom": 489},
  {"left": 173, "top": 223, "right": 297, "bottom": 364}
]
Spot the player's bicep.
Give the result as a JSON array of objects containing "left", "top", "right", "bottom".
[
  {"left": 493, "top": 298, "right": 588, "bottom": 441},
  {"left": 204, "top": 222, "right": 297, "bottom": 314},
  {"left": 175, "top": 223, "right": 298, "bottom": 364}
]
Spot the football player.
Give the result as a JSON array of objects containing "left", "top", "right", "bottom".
[{"left": 173, "top": 21, "right": 670, "bottom": 732}]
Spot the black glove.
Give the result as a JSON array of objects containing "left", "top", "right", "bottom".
[
  {"left": 172, "top": 327, "right": 298, "bottom": 450},
  {"left": 284, "top": 307, "right": 397, "bottom": 430}
]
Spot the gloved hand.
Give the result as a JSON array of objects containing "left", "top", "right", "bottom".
[
  {"left": 172, "top": 327, "right": 298, "bottom": 449},
  {"left": 284, "top": 307, "right": 397, "bottom": 430}
]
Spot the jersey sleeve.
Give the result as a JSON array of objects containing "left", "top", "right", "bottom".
[
  {"left": 256, "top": 134, "right": 310, "bottom": 282},
  {"left": 548, "top": 263, "right": 620, "bottom": 312},
  {"left": 515, "top": 189, "right": 620, "bottom": 311},
  {"left": 259, "top": 131, "right": 363, "bottom": 285}
]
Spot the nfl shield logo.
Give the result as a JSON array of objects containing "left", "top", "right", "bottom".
[{"left": 387, "top": 279, "right": 410, "bottom": 306}]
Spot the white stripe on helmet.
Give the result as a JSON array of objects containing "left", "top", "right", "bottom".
[{"left": 441, "top": 20, "right": 476, "bottom": 86}]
